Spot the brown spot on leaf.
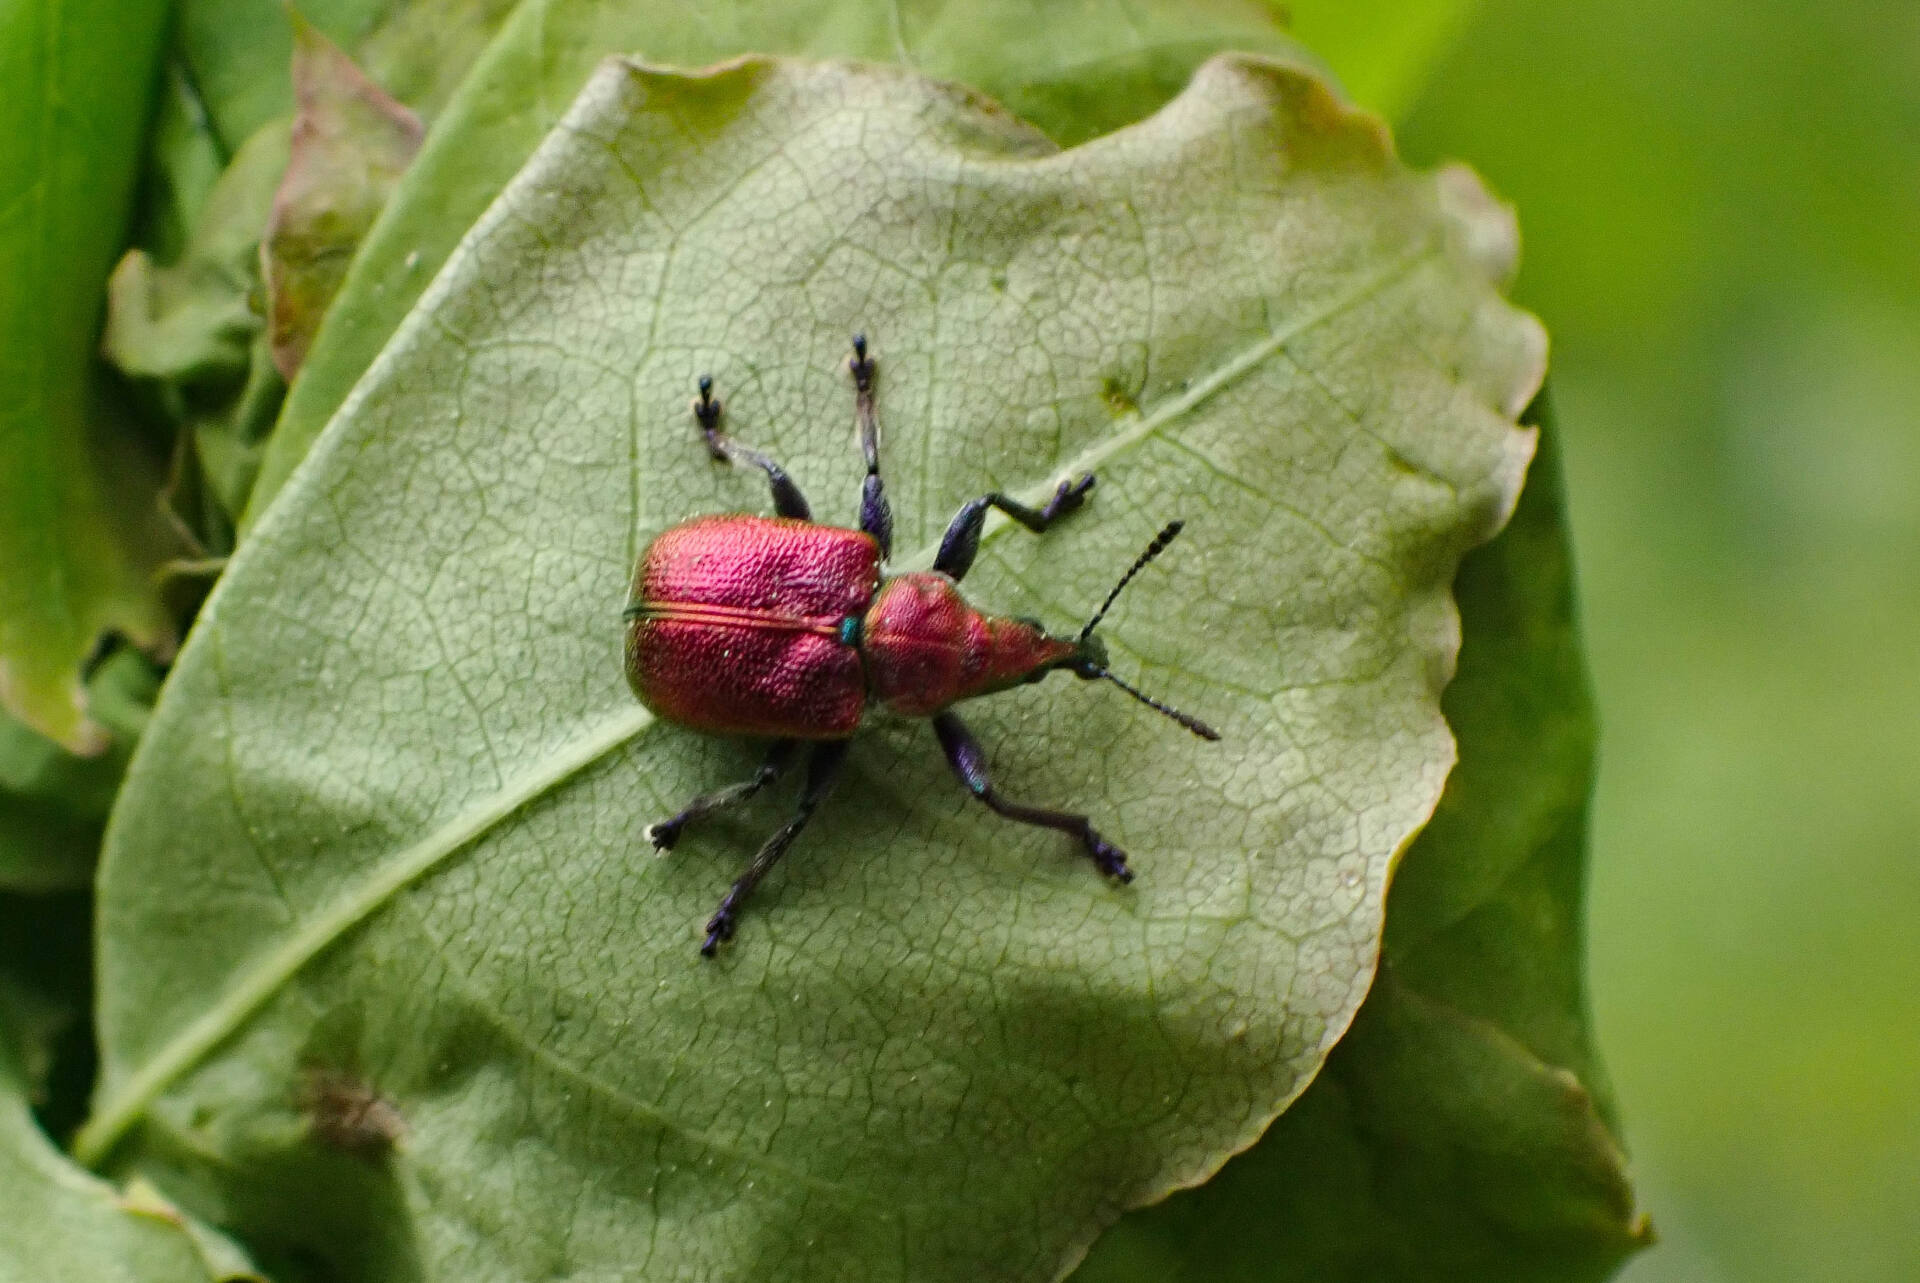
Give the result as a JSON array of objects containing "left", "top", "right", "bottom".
[{"left": 300, "top": 1068, "right": 406, "bottom": 1158}]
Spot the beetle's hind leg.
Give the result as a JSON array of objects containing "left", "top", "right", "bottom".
[
  {"left": 647, "top": 740, "right": 798, "bottom": 852},
  {"left": 848, "top": 333, "right": 893, "bottom": 558},
  {"left": 692, "top": 375, "right": 812, "bottom": 520},
  {"left": 932, "top": 711, "right": 1132, "bottom": 881},
  {"left": 703, "top": 740, "right": 849, "bottom": 956},
  {"left": 932, "top": 474, "right": 1097, "bottom": 582}
]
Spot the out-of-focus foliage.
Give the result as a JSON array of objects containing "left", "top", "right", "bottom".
[
  {"left": 107, "top": 0, "right": 516, "bottom": 557},
  {"left": 1402, "top": 2, "right": 1920, "bottom": 1279},
  {"left": 1287, "top": 0, "right": 1480, "bottom": 120},
  {"left": 107, "top": 120, "right": 292, "bottom": 537},
  {"left": 0, "top": 651, "right": 157, "bottom": 892},
  {"left": 262, "top": 16, "right": 424, "bottom": 380},
  {"left": 0, "top": 0, "right": 176, "bottom": 753}
]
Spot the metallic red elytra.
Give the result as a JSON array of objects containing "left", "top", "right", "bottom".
[{"left": 625, "top": 336, "right": 1218, "bottom": 955}]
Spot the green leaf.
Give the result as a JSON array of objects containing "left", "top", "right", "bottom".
[
  {"left": 0, "top": 984, "right": 252, "bottom": 1282},
  {"left": 1379, "top": 401, "right": 1615, "bottom": 1092},
  {"left": 243, "top": 0, "right": 1307, "bottom": 532},
  {"left": 107, "top": 122, "right": 290, "bottom": 392},
  {"left": 114, "top": 0, "right": 516, "bottom": 539},
  {"left": 1080, "top": 966, "right": 1644, "bottom": 1283},
  {"left": 264, "top": 15, "right": 424, "bottom": 380},
  {"left": 0, "top": 0, "right": 177, "bottom": 752},
  {"left": 135, "top": 61, "right": 231, "bottom": 267},
  {"left": 1286, "top": 0, "right": 1484, "bottom": 119},
  {"left": 0, "top": 650, "right": 159, "bottom": 892},
  {"left": 86, "top": 56, "right": 1540, "bottom": 1280},
  {"left": 174, "top": 0, "right": 518, "bottom": 153},
  {"left": 106, "top": 119, "right": 292, "bottom": 537},
  {"left": 1073, "top": 409, "right": 1650, "bottom": 1281}
]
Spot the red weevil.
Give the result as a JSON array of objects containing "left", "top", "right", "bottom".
[{"left": 625, "top": 335, "right": 1219, "bottom": 955}]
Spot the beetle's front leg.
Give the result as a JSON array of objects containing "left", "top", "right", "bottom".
[
  {"left": 931, "top": 711, "right": 1132, "bottom": 881},
  {"left": 931, "top": 475, "right": 1097, "bottom": 582},
  {"left": 692, "top": 375, "right": 814, "bottom": 520},
  {"left": 849, "top": 333, "right": 893, "bottom": 559},
  {"left": 647, "top": 740, "right": 798, "bottom": 851},
  {"left": 703, "top": 740, "right": 850, "bottom": 956}
]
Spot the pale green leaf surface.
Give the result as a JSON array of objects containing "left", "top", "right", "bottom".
[
  {"left": 89, "top": 56, "right": 1541, "bottom": 1281},
  {"left": 243, "top": 0, "right": 1307, "bottom": 532},
  {"left": 1075, "top": 411, "right": 1649, "bottom": 1280},
  {"left": 0, "top": 0, "right": 176, "bottom": 752}
]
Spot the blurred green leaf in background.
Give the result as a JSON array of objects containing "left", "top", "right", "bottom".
[
  {"left": 1397, "top": 2, "right": 1920, "bottom": 1280},
  {"left": 0, "top": 651, "right": 157, "bottom": 892},
  {"left": 0, "top": 0, "right": 177, "bottom": 754}
]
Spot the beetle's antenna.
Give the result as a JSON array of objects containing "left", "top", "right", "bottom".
[
  {"left": 1079, "top": 520, "right": 1184, "bottom": 643},
  {"left": 1078, "top": 666, "right": 1221, "bottom": 740},
  {"left": 1068, "top": 519, "right": 1218, "bottom": 740}
]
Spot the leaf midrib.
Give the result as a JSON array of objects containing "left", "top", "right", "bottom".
[{"left": 74, "top": 245, "right": 1432, "bottom": 1167}]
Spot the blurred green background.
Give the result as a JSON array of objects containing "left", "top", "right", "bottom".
[{"left": 1382, "top": 1, "right": 1920, "bottom": 1279}]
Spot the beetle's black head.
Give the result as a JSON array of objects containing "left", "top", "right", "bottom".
[
  {"left": 1063, "top": 523, "right": 1221, "bottom": 741},
  {"left": 1070, "top": 632, "right": 1110, "bottom": 675}
]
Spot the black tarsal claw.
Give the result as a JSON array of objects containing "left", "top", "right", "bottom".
[
  {"left": 645, "top": 820, "right": 681, "bottom": 852},
  {"left": 692, "top": 376, "right": 727, "bottom": 458},
  {"left": 1042, "top": 473, "right": 1095, "bottom": 521},
  {"left": 701, "top": 912, "right": 735, "bottom": 957},
  {"left": 1091, "top": 838, "right": 1132, "bottom": 882}
]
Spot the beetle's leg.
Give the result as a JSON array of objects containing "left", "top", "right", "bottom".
[
  {"left": 702, "top": 740, "right": 850, "bottom": 956},
  {"left": 931, "top": 474, "right": 1097, "bottom": 581},
  {"left": 931, "top": 711, "right": 1132, "bottom": 881},
  {"left": 646, "top": 739, "right": 799, "bottom": 852},
  {"left": 692, "top": 375, "right": 812, "bottom": 520},
  {"left": 848, "top": 333, "right": 893, "bottom": 559}
]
